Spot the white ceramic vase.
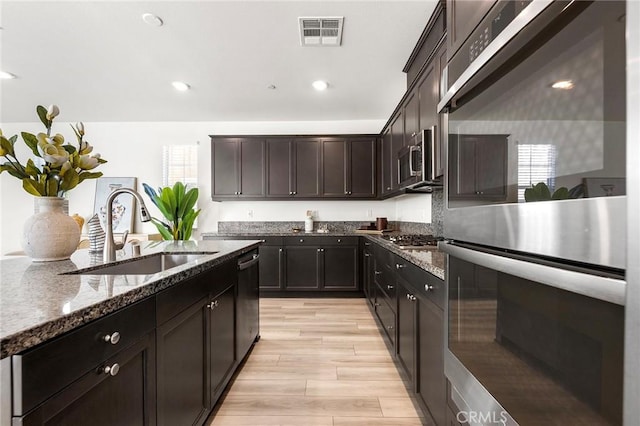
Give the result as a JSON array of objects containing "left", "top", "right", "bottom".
[{"left": 22, "top": 197, "right": 81, "bottom": 262}]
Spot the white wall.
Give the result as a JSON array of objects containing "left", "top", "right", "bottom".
[{"left": 0, "top": 120, "right": 433, "bottom": 254}]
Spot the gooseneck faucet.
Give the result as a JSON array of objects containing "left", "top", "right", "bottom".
[{"left": 103, "top": 188, "right": 152, "bottom": 263}]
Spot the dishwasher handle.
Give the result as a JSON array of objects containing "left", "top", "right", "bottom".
[{"left": 238, "top": 253, "right": 260, "bottom": 271}]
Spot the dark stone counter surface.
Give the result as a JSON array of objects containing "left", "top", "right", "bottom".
[
  {"left": 203, "top": 231, "right": 446, "bottom": 280},
  {"left": 0, "top": 240, "right": 261, "bottom": 358}
]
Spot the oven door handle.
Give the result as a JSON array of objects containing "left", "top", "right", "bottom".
[
  {"left": 440, "top": 242, "right": 626, "bottom": 306},
  {"left": 409, "top": 145, "right": 420, "bottom": 177},
  {"left": 437, "top": 0, "right": 554, "bottom": 112}
]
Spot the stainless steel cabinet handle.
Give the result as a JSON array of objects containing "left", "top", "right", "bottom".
[
  {"left": 424, "top": 284, "right": 433, "bottom": 292},
  {"left": 375, "top": 271, "right": 382, "bottom": 275},
  {"left": 408, "top": 294, "right": 416, "bottom": 301},
  {"left": 299, "top": 239, "right": 304, "bottom": 243},
  {"left": 102, "top": 363, "right": 120, "bottom": 376},
  {"left": 386, "top": 187, "right": 392, "bottom": 190},
  {"left": 395, "top": 264, "right": 405, "bottom": 269},
  {"left": 279, "top": 248, "right": 283, "bottom": 252},
  {"left": 387, "top": 325, "right": 394, "bottom": 330},
  {"left": 207, "top": 300, "right": 219, "bottom": 310},
  {"left": 374, "top": 303, "right": 380, "bottom": 307},
  {"left": 364, "top": 242, "right": 371, "bottom": 246},
  {"left": 364, "top": 253, "right": 371, "bottom": 257},
  {"left": 103, "top": 332, "right": 121, "bottom": 345},
  {"left": 337, "top": 239, "right": 341, "bottom": 243},
  {"left": 387, "top": 285, "right": 394, "bottom": 290}
]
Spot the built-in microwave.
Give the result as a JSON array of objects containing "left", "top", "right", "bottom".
[{"left": 397, "top": 127, "right": 442, "bottom": 190}]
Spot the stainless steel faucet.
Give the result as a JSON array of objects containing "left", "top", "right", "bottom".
[{"left": 103, "top": 188, "right": 152, "bottom": 263}]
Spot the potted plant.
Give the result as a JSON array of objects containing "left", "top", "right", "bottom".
[
  {"left": 143, "top": 182, "right": 201, "bottom": 240},
  {"left": 0, "top": 105, "right": 107, "bottom": 261}
]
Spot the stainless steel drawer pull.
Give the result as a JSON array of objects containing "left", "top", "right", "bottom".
[
  {"left": 408, "top": 294, "right": 416, "bottom": 301},
  {"left": 207, "top": 300, "right": 219, "bottom": 310},
  {"left": 337, "top": 239, "right": 341, "bottom": 243},
  {"left": 364, "top": 253, "right": 371, "bottom": 257},
  {"left": 387, "top": 285, "right": 394, "bottom": 290},
  {"left": 387, "top": 325, "right": 394, "bottom": 330},
  {"left": 424, "top": 284, "right": 433, "bottom": 292},
  {"left": 299, "top": 239, "right": 304, "bottom": 243},
  {"left": 102, "top": 363, "right": 120, "bottom": 377},
  {"left": 375, "top": 271, "right": 382, "bottom": 275},
  {"left": 103, "top": 332, "right": 121, "bottom": 345},
  {"left": 395, "top": 264, "right": 405, "bottom": 269}
]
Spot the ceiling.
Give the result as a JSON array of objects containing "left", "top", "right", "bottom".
[{"left": 0, "top": 1, "right": 437, "bottom": 124}]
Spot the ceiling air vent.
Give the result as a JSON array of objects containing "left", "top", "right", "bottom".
[{"left": 299, "top": 17, "right": 344, "bottom": 46}]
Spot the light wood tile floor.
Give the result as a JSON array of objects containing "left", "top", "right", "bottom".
[{"left": 209, "top": 298, "right": 431, "bottom": 426}]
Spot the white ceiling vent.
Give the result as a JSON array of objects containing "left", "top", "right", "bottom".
[{"left": 299, "top": 17, "right": 344, "bottom": 46}]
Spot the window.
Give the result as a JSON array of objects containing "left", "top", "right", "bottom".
[
  {"left": 517, "top": 144, "right": 556, "bottom": 201},
  {"left": 162, "top": 145, "right": 198, "bottom": 188}
]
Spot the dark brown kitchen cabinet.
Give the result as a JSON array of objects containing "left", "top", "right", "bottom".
[
  {"left": 322, "top": 138, "right": 376, "bottom": 198},
  {"left": 156, "top": 260, "right": 237, "bottom": 426},
  {"left": 259, "top": 245, "right": 283, "bottom": 291},
  {"left": 447, "top": 0, "right": 494, "bottom": 61},
  {"left": 404, "top": 90, "right": 420, "bottom": 145},
  {"left": 284, "top": 245, "right": 321, "bottom": 290},
  {"left": 449, "top": 134, "right": 508, "bottom": 200},
  {"left": 380, "top": 128, "right": 394, "bottom": 196},
  {"left": 362, "top": 241, "right": 375, "bottom": 306},
  {"left": 265, "top": 138, "right": 321, "bottom": 198},
  {"left": 390, "top": 113, "right": 404, "bottom": 191},
  {"left": 212, "top": 138, "right": 265, "bottom": 198},
  {"left": 397, "top": 278, "right": 417, "bottom": 386},
  {"left": 323, "top": 245, "right": 358, "bottom": 290}
]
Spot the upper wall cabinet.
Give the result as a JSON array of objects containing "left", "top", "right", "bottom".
[
  {"left": 211, "top": 138, "right": 265, "bottom": 198},
  {"left": 211, "top": 135, "right": 377, "bottom": 201}
]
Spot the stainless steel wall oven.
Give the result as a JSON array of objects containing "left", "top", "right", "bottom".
[{"left": 438, "top": 0, "right": 629, "bottom": 424}]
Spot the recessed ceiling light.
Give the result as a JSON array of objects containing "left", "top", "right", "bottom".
[
  {"left": 551, "top": 80, "right": 574, "bottom": 90},
  {"left": 267, "top": 84, "right": 277, "bottom": 90},
  {"left": 312, "top": 80, "right": 329, "bottom": 91},
  {"left": 0, "top": 71, "right": 16, "bottom": 79},
  {"left": 172, "top": 81, "right": 190, "bottom": 91},
  {"left": 142, "top": 13, "right": 163, "bottom": 27}
]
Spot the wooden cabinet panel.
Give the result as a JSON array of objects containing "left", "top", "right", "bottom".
[
  {"left": 294, "top": 140, "right": 321, "bottom": 197},
  {"left": 236, "top": 249, "right": 260, "bottom": 361},
  {"left": 285, "top": 246, "right": 321, "bottom": 290},
  {"left": 239, "top": 139, "right": 265, "bottom": 197},
  {"left": 417, "top": 294, "right": 446, "bottom": 426},
  {"left": 390, "top": 113, "right": 404, "bottom": 191},
  {"left": 157, "top": 297, "right": 209, "bottom": 426},
  {"left": 323, "top": 246, "right": 358, "bottom": 290},
  {"left": 212, "top": 138, "right": 239, "bottom": 196},
  {"left": 209, "top": 284, "right": 236, "bottom": 398},
  {"left": 404, "top": 90, "right": 420, "bottom": 144},
  {"left": 381, "top": 128, "right": 394, "bottom": 195},
  {"left": 259, "top": 245, "right": 283, "bottom": 290},
  {"left": 17, "top": 333, "right": 156, "bottom": 426},
  {"left": 349, "top": 139, "right": 376, "bottom": 198},
  {"left": 397, "top": 279, "right": 416, "bottom": 385},
  {"left": 362, "top": 242, "right": 375, "bottom": 306},
  {"left": 322, "top": 139, "right": 347, "bottom": 196},
  {"left": 266, "top": 139, "right": 293, "bottom": 197},
  {"left": 374, "top": 289, "right": 396, "bottom": 349}
]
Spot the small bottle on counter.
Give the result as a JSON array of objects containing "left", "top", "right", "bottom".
[{"left": 305, "top": 210, "right": 314, "bottom": 233}]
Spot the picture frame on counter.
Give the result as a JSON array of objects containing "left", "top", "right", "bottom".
[
  {"left": 583, "top": 177, "right": 625, "bottom": 198},
  {"left": 93, "top": 177, "right": 137, "bottom": 233}
]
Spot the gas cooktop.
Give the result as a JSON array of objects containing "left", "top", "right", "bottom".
[{"left": 381, "top": 234, "right": 443, "bottom": 250}]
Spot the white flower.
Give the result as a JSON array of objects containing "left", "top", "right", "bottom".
[
  {"left": 76, "top": 122, "right": 85, "bottom": 136},
  {"left": 46, "top": 104, "right": 60, "bottom": 120},
  {"left": 79, "top": 140, "right": 93, "bottom": 155},
  {"left": 60, "top": 161, "right": 72, "bottom": 176},
  {"left": 78, "top": 154, "right": 99, "bottom": 170}
]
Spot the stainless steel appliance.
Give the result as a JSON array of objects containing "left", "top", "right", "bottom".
[
  {"left": 397, "top": 127, "right": 442, "bottom": 190},
  {"left": 437, "top": 0, "right": 630, "bottom": 424}
]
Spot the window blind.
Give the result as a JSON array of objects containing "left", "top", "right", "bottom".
[
  {"left": 162, "top": 145, "right": 198, "bottom": 188},
  {"left": 517, "top": 144, "right": 556, "bottom": 201}
]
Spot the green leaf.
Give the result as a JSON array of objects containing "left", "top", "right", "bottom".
[
  {"left": 25, "top": 159, "right": 41, "bottom": 177},
  {"left": 63, "top": 145, "right": 77, "bottom": 155},
  {"left": 9, "top": 135, "right": 18, "bottom": 145},
  {"left": 1, "top": 135, "right": 15, "bottom": 156},
  {"left": 1, "top": 163, "right": 27, "bottom": 179},
  {"left": 21, "top": 132, "right": 40, "bottom": 156},
  {"left": 173, "top": 182, "right": 185, "bottom": 215},
  {"left": 36, "top": 105, "right": 49, "bottom": 128},
  {"left": 22, "top": 178, "right": 45, "bottom": 196},
  {"left": 77, "top": 171, "right": 103, "bottom": 183},
  {"left": 150, "top": 217, "right": 174, "bottom": 240},
  {"left": 60, "top": 168, "right": 80, "bottom": 191},
  {"left": 178, "top": 187, "right": 198, "bottom": 219},
  {"left": 551, "top": 187, "right": 570, "bottom": 200},
  {"left": 181, "top": 209, "right": 200, "bottom": 240},
  {"left": 160, "top": 187, "right": 176, "bottom": 221}
]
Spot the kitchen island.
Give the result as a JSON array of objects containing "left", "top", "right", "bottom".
[{"left": 0, "top": 239, "right": 261, "bottom": 425}]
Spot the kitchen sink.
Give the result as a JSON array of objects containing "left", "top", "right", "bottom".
[{"left": 66, "top": 253, "right": 214, "bottom": 275}]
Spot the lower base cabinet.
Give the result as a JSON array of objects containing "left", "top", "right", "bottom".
[
  {"left": 209, "top": 284, "right": 237, "bottom": 399},
  {"left": 417, "top": 292, "right": 445, "bottom": 425}
]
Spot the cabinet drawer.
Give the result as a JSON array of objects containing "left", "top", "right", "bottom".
[
  {"left": 375, "top": 267, "right": 397, "bottom": 302},
  {"left": 283, "top": 236, "right": 357, "bottom": 246},
  {"left": 12, "top": 297, "right": 155, "bottom": 416},
  {"left": 261, "top": 236, "right": 283, "bottom": 245},
  {"left": 394, "top": 257, "right": 445, "bottom": 310}
]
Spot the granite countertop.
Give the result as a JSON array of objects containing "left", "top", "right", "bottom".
[
  {"left": 203, "top": 231, "right": 446, "bottom": 280},
  {"left": 0, "top": 239, "right": 261, "bottom": 358}
]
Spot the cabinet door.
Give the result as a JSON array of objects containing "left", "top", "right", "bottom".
[
  {"left": 417, "top": 296, "right": 446, "bottom": 426},
  {"left": 362, "top": 243, "right": 374, "bottom": 306},
  {"left": 349, "top": 139, "right": 376, "bottom": 198},
  {"left": 259, "top": 246, "right": 283, "bottom": 290},
  {"left": 404, "top": 90, "right": 420, "bottom": 144},
  {"left": 381, "top": 128, "right": 393, "bottom": 195},
  {"left": 284, "top": 246, "right": 320, "bottom": 290},
  {"left": 266, "top": 139, "right": 293, "bottom": 197},
  {"left": 323, "top": 246, "right": 358, "bottom": 290},
  {"left": 212, "top": 138, "right": 239, "bottom": 196},
  {"left": 321, "top": 139, "right": 348, "bottom": 197},
  {"left": 390, "top": 113, "right": 404, "bottom": 190},
  {"left": 210, "top": 284, "right": 236, "bottom": 399},
  {"left": 157, "top": 297, "right": 210, "bottom": 426},
  {"left": 374, "top": 290, "right": 396, "bottom": 349},
  {"left": 397, "top": 280, "right": 416, "bottom": 386},
  {"left": 239, "top": 139, "right": 265, "bottom": 197},
  {"left": 294, "top": 139, "right": 321, "bottom": 197},
  {"left": 475, "top": 135, "right": 507, "bottom": 198},
  {"left": 448, "top": 136, "right": 477, "bottom": 197},
  {"left": 17, "top": 334, "right": 156, "bottom": 426}
]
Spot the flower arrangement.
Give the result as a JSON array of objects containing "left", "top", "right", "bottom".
[{"left": 0, "top": 104, "right": 106, "bottom": 196}]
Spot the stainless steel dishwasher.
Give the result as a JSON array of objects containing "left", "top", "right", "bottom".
[{"left": 236, "top": 249, "right": 260, "bottom": 358}]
